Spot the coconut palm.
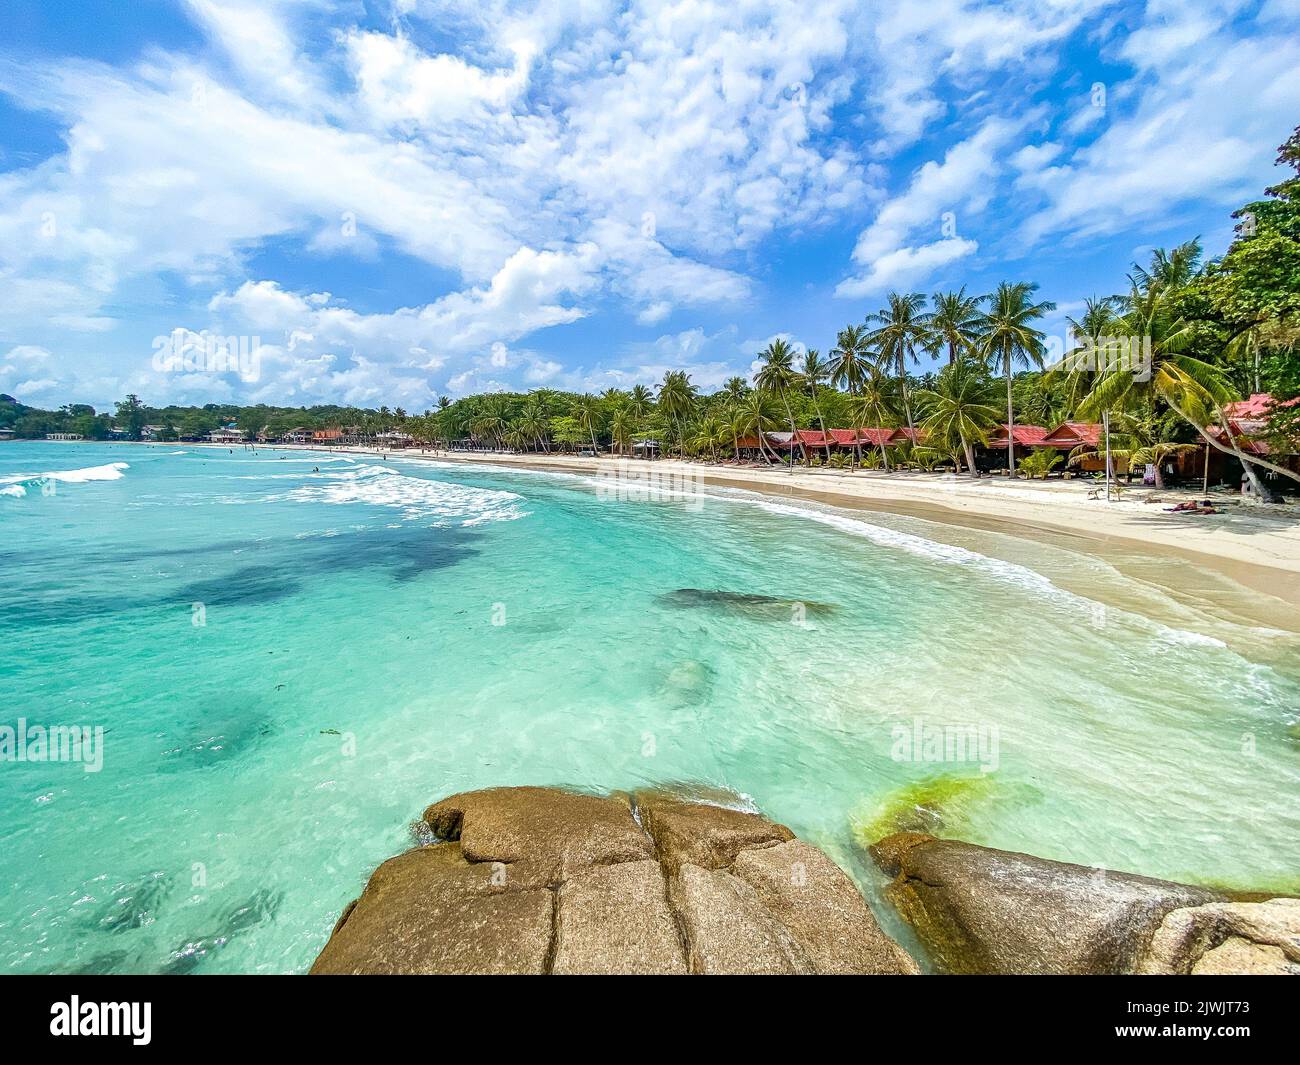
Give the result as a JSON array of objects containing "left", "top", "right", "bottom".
[
  {"left": 610, "top": 406, "right": 635, "bottom": 456},
  {"left": 979, "top": 281, "right": 1056, "bottom": 475},
  {"left": 737, "top": 389, "right": 780, "bottom": 464},
  {"left": 657, "top": 371, "right": 697, "bottom": 457},
  {"left": 754, "top": 338, "right": 801, "bottom": 467},
  {"left": 830, "top": 323, "right": 871, "bottom": 394},
  {"left": 517, "top": 397, "right": 550, "bottom": 452},
  {"left": 916, "top": 358, "right": 1001, "bottom": 476},
  {"left": 866, "top": 292, "right": 931, "bottom": 434},
  {"left": 851, "top": 368, "right": 897, "bottom": 470},
  {"left": 1128, "top": 238, "right": 1203, "bottom": 296},
  {"left": 627, "top": 384, "right": 654, "bottom": 417},
  {"left": 927, "top": 287, "right": 987, "bottom": 365},
  {"left": 570, "top": 394, "right": 603, "bottom": 453},
  {"left": 722, "top": 376, "right": 749, "bottom": 404},
  {"left": 800, "top": 348, "right": 833, "bottom": 461}
]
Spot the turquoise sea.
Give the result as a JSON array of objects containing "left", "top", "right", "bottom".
[{"left": 1, "top": 441, "right": 1297, "bottom": 973}]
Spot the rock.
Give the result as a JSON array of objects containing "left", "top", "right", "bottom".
[
  {"left": 552, "top": 860, "right": 687, "bottom": 975},
  {"left": 310, "top": 843, "right": 554, "bottom": 975},
  {"left": 669, "top": 863, "right": 814, "bottom": 974},
  {"left": 733, "top": 840, "right": 919, "bottom": 974},
  {"left": 872, "top": 833, "right": 1221, "bottom": 975},
  {"left": 1138, "top": 898, "right": 1300, "bottom": 975},
  {"left": 634, "top": 790, "right": 794, "bottom": 873},
  {"left": 313, "top": 786, "right": 916, "bottom": 975},
  {"left": 423, "top": 786, "right": 653, "bottom": 883}
]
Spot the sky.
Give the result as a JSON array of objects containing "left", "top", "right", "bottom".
[{"left": 0, "top": 0, "right": 1297, "bottom": 412}]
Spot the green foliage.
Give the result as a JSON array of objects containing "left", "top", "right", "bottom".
[{"left": 1016, "top": 447, "right": 1063, "bottom": 478}]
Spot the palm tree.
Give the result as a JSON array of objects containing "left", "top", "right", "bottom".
[
  {"left": 867, "top": 292, "right": 931, "bottom": 434},
  {"left": 571, "top": 394, "right": 603, "bottom": 453},
  {"left": 851, "top": 368, "right": 897, "bottom": 470},
  {"left": 689, "top": 414, "right": 728, "bottom": 462},
  {"left": 656, "top": 371, "right": 698, "bottom": 457},
  {"left": 754, "top": 338, "right": 801, "bottom": 468},
  {"left": 627, "top": 384, "right": 654, "bottom": 417},
  {"left": 1078, "top": 283, "right": 1299, "bottom": 491},
  {"left": 1128, "top": 238, "right": 1202, "bottom": 296},
  {"left": 722, "top": 376, "right": 749, "bottom": 404},
  {"left": 610, "top": 406, "right": 635, "bottom": 456},
  {"left": 916, "top": 358, "right": 1001, "bottom": 476},
  {"left": 928, "top": 287, "right": 987, "bottom": 365},
  {"left": 517, "top": 397, "right": 550, "bottom": 452},
  {"left": 979, "top": 281, "right": 1056, "bottom": 475},
  {"left": 737, "top": 389, "right": 780, "bottom": 464},
  {"left": 830, "top": 323, "right": 871, "bottom": 395},
  {"left": 725, "top": 408, "right": 748, "bottom": 462},
  {"left": 800, "top": 348, "right": 833, "bottom": 461}
]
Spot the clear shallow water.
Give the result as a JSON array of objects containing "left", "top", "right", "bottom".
[{"left": 1, "top": 441, "right": 1297, "bottom": 973}]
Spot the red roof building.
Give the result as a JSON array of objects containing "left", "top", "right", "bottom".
[
  {"left": 985, "top": 424, "right": 1049, "bottom": 448},
  {"left": 1040, "top": 422, "right": 1103, "bottom": 449}
]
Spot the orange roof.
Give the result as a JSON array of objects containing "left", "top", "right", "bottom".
[
  {"left": 1041, "top": 421, "right": 1102, "bottom": 448},
  {"left": 856, "top": 427, "right": 895, "bottom": 446},
  {"left": 888, "top": 427, "right": 927, "bottom": 444},
  {"left": 987, "top": 424, "right": 1049, "bottom": 447}
]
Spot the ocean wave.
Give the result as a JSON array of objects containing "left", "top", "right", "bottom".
[
  {"left": 0, "top": 462, "right": 130, "bottom": 496},
  {"left": 277, "top": 464, "right": 526, "bottom": 525}
]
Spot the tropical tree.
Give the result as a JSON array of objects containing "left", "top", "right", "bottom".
[
  {"left": 979, "top": 281, "right": 1056, "bottom": 475},
  {"left": 657, "top": 370, "right": 697, "bottom": 457},
  {"left": 722, "top": 376, "right": 749, "bottom": 404},
  {"left": 916, "top": 357, "right": 1001, "bottom": 476},
  {"left": 754, "top": 338, "right": 801, "bottom": 467},
  {"left": 927, "top": 287, "right": 987, "bottom": 365},
  {"left": 800, "top": 348, "right": 833, "bottom": 460},
  {"left": 867, "top": 292, "right": 931, "bottom": 433},
  {"left": 851, "top": 367, "right": 897, "bottom": 470},
  {"left": 570, "top": 394, "right": 603, "bottom": 453},
  {"left": 830, "top": 323, "right": 871, "bottom": 395},
  {"left": 737, "top": 389, "right": 780, "bottom": 464},
  {"left": 609, "top": 406, "right": 635, "bottom": 456},
  {"left": 627, "top": 383, "right": 655, "bottom": 417}
]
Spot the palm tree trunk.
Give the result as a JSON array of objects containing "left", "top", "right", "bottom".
[
  {"left": 899, "top": 352, "right": 915, "bottom": 433},
  {"left": 1004, "top": 347, "right": 1016, "bottom": 477},
  {"left": 811, "top": 389, "right": 832, "bottom": 461},
  {"left": 963, "top": 438, "right": 978, "bottom": 478}
]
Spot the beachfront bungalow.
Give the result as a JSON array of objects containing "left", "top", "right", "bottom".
[
  {"left": 631, "top": 439, "right": 660, "bottom": 458},
  {"left": 207, "top": 427, "right": 245, "bottom": 444},
  {"left": 283, "top": 427, "right": 313, "bottom": 444},
  {"left": 45, "top": 432, "right": 83, "bottom": 441},
  {"left": 140, "top": 424, "right": 170, "bottom": 441},
  {"left": 375, "top": 430, "right": 414, "bottom": 449},
  {"left": 1201, "top": 393, "right": 1300, "bottom": 490},
  {"left": 0, "top": 428, "right": 16, "bottom": 440},
  {"left": 1040, "top": 422, "right": 1108, "bottom": 472},
  {"left": 312, "top": 428, "right": 343, "bottom": 445}
]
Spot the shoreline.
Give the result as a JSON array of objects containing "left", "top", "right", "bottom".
[
  {"left": 38, "top": 439, "right": 1300, "bottom": 634},
  {"left": 323, "top": 445, "right": 1300, "bottom": 621}
]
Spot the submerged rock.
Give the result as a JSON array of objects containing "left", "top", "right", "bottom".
[
  {"left": 658, "top": 588, "right": 836, "bottom": 618},
  {"left": 870, "top": 833, "right": 1232, "bottom": 975},
  {"left": 851, "top": 774, "right": 1005, "bottom": 842},
  {"left": 312, "top": 785, "right": 915, "bottom": 975}
]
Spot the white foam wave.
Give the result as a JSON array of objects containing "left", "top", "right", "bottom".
[
  {"left": 0, "top": 462, "right": 130, "bottom": 495},
  {"left": 278, "top": 464, "right": 526, "bottom": 525}
]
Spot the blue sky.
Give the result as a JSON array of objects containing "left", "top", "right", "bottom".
[{"left": 1, "top": 0, "right": 1297, "bottom": 411}]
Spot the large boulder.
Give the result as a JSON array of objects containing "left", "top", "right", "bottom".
[
  {"left": 870, "top": 833, "right": 1222, "bottom": 975},
  {"left": 313, "top": 786, "right": 915, "bottom": 975},
  {"left": 1137, "top": 898, "right": 1300, "bottom": 975},
  {"left": 633, "top": 789, "right": 794, "bottom": 873}
]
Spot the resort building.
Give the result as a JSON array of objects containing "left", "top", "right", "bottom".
[
  {"left": 375, "top": 430, "right": 414, "bottom": 449},
  {"left": 0, "top": 428, "right": 16, "bottom": 440},
  {"left": 207, "top": 427, "right": 245, "bottom": 444},
  {"left": 312, "top": 428, "right": 343, "bottom": 444},
  {"left": 45, "top": 432, "right": 83, "bottom": 440}
]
